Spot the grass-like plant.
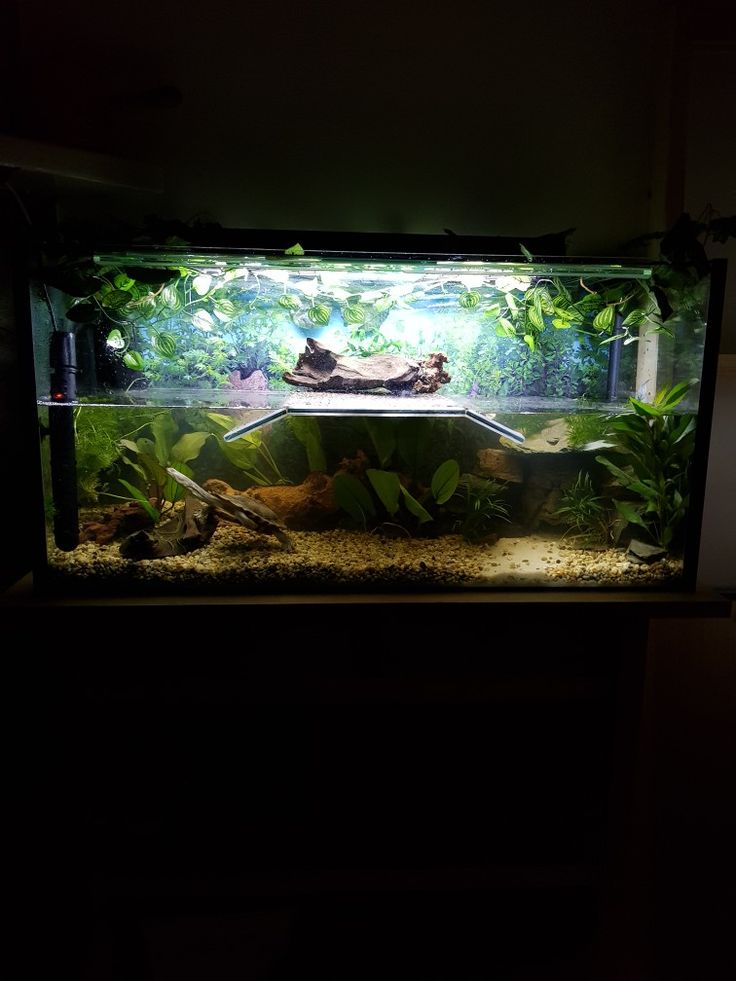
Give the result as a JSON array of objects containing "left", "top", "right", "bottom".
[
  {"left": 555, "top": 471, "right": 610, "bottom": 547},
  {"left": 447, "top": 474, "right": 510, "bottom": 543}
]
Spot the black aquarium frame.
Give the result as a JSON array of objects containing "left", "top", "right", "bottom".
[{"left": 16, "top": 229, "right": 725, "bottom": 596}]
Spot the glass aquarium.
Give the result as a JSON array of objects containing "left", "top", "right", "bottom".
[{"left": 26, "top": 241, "right": 724, "bottom": 594}]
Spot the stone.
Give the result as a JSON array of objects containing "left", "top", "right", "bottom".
[
  {"left": 245, "top": 472, "right": 339, "bottom": 530},
  {"left": 227, "top": 368, "right": 268, "bottom": 390},
  {"left": 476, "top": 448, "right": 524, "bottom": 483},
  {"left": 626, "top": 539, "right": 667, "bottom": 564}
]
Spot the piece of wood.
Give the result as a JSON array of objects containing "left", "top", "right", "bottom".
[
  {"left": 283, "top": 339, "right": 451, "bottom": 394},
  {"left": 166, "top": 468, "right": 293, "bottom": 551},
  {"left": 119, "top": 497, "right": 218, "bottom": 560}
]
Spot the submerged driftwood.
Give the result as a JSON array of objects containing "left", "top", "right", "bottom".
[
  {"left": 166, "top": 468, "right": 293, "bottom": 551},
  {"left": 120, "top": 496, "right": 218, "bottom": 560},
  {"left": 283, "top": 338, "right": 451, "bottom": 394},
  {"left": 119, "top": 469, "right": 293, "bottom": 560}
]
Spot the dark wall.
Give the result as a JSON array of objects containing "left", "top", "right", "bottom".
[{"left": 6, "top": 0, "right": 667, "bottom": 252}]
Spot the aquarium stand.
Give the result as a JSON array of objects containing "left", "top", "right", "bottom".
[{"left": 223, "top": 392, "right": 526, "bottom": 444}]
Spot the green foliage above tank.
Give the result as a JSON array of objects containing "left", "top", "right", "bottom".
[{"left": 39, "top": 250, "right": 677, "bottom": 401}]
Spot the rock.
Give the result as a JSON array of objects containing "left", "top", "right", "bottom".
[
  {"left": 519, "top": 418, "right": 570, "bottom": 452},
  {"left": 227, "top": 368, "right": 268, "bottom": 390},
  {"left": 244, "top": 472, "right": 339, "bottom": 530},
  {"left": 476, "top": 448, "right": 524, "bottom": 483},
  {"left": 626, "top": 539, "right": 667, "bottom": 564},
  {"left": 520, "top": 454, "right": 589, "bottom": 530},
  {"left": 81, "top": 501, "right": 153, "bottom": 544}
]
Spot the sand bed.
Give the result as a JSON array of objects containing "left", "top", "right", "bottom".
[{"left": 46, "top": 524, "right": 684, "bottom": 592}]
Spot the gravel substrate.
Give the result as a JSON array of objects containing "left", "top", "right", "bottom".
[{"left": 46, "top": 524, "right": 684, "bottom": 592}]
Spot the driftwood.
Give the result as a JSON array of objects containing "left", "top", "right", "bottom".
[
  {"left": 283, "top": 338, "right": 451, "bottom": 394},
  {"left": 120, "top": 496, "right": 218, "bottom": 560},
  {"left": 166, "top": 468, "right": 293, "bottom": 551}
]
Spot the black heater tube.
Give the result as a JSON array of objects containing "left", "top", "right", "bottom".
[
  {"left": 606, "top": 313, "right": 623, "bottom": 402},
  {"left": 49, "top": 330, "right": 79, "bottom": 551}
]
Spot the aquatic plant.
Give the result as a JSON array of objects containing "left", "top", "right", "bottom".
[
  {"left": 74, "top": 406, "right": 130, "bottom": 504},
  {"left": 333, "top": 459, "right": 460, "bottom": 530},
  {"left": 287, "top": 416, "right": 326, "bottom": 472},
  {"left": 447, "top": 475, "right": 510, "bottom": 543},
  {"left": 595, "top": 380, "right": 696, "bottom": 550},
  {"left": 116, "top": 412, "right": 211, "bottom": 521},
  {"left": 565, "top": 412, "right": 611, "bottom": 449},
  {"left": 555, "top": 472, "right": 610, "bottom": 547},
  {"left": 206, "top": 413, "right": 290, "bottom": 487}
]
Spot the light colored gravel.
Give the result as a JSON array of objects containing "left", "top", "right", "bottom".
[{"left": 46, "top": 525, "right": 684, "bottom": 590}]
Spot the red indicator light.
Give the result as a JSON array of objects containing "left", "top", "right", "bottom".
[{"left": 52, "top": 392, "right": 64, "bottom": 401}]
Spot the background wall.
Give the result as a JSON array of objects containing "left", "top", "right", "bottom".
[
  {"left": 6, "top": 0, "right": 666, "bottom": 251},
  {"left": 1, "top": 1, "right": 734, "bottom": 976}
]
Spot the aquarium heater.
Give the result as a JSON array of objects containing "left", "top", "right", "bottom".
[{"left": 48, "top": 328, "right": 79, "bottom": 551}]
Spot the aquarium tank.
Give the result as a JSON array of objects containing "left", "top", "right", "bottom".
[{"left": 25, "top": 237, "right": 724, "bottom": 594}]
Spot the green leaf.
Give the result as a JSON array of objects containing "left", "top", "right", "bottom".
[
  {"left": 628, "top": 479, "right": 659, "bottom": 501},
  {"left": 671, "top": 415, "right": 696, "bottom": 444},
  {"left": 527, "top": 306, "right": 544, "bottom": 331},
  {"left": 205, "top": 412, "right": 235, "bottom": 431},
  {"left": 288, "top": 416, "right": 326, "bottom": 472},
  {"left": 655, "top": 379, "right": 697, "bottom": 412},
  {"left": 213, "top": 298, "right": 237, "bottom": 321},
  {"left": 629, "top": 397, "right": 662, "bottom": 418},
  {"left": 399, "top": 484, "right": 433, "bottom": 524},
  {"left": 191, "top": 308, "right": 214, "bottom": 331},
  {"left": 622, "top": 308, "right": 646, "bottom": 327},
  {"left": 223, "top": 266, "right": 250, "bottom": 282},
  {"left": 118, "top": 479, "right": 160, "bottom": 523},
  {"left": 122, "top": 350, "right": 145, "bottom": 371},
  {"left": 160, "top": 284, "right": 182, "bottom": 310},
  {"left": 154, "top": 332, "right": 177, "bottom": 358},
  {"left": 332, "top": 472, "right": 376, "bottom": 525},
  {"left": 595, "top": 455, "right": 634, "bottom": 485},
  {"left": 102, "top": 289, "right": 131, "bottom": 310},
  {"left": 151, "top": 412, "right": 178, "bottom": 465},
  {"left": 364, "top": 419, "right": 396, "bottom": 468},
  {"left": 193, "top": 274, "right": 212, "bottom": 296},
  {"left": 614, "top": 499, "right": 648, "bottom": 529},
  {"left": 106, "top": 328, "right": 125, "bottom": 351},
  {"left": 593, "top": 306, "right": 616, "bottom": 332},
  {"left": 284, "top": 242, "right": 305, "bottom": 256},
  {"left": 367, "top": 469, "right": 401, "bottom": 516},
  {"left": 307, "top": 303, "right": 331, "bottom": 326},
  {"left": 523, "top": 334, "right": 535, "bottom": 351},
  {"left": 431, "top": 459, "right": 460, "bottom": 504},
  {"left": 171, "top": 431, "right": 210, "bottom": 464},
  {"left": 519, "top": 243, "right": 534, "bottom": 261}
]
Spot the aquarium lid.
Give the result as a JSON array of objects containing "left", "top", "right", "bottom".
[{"left": 92, "top": 248, "right": 653, "bottom": 281}]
